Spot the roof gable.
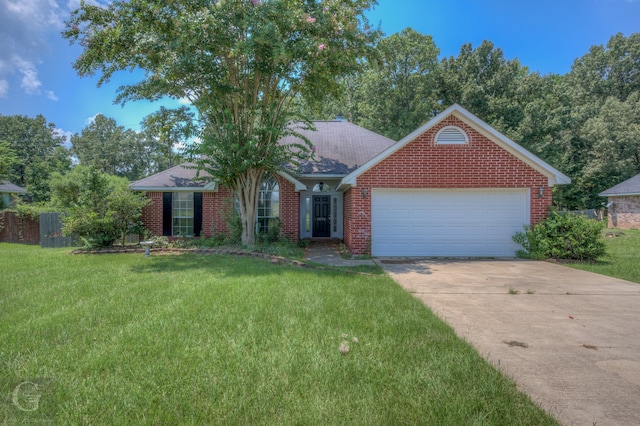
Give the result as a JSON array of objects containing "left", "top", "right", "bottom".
[
  {"left": 340, "top": 104, "right": 571, "bottom": 188},
  {"left": 599, "top": 173, "right": 640, "bottom": 196}
]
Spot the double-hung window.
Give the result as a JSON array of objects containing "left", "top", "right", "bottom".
[
  {"left": 172, "top": 192, "right": 194, "bottom": 236},
  {"left": 257, "top": 176, "right": 280, "bottom": 234},
  {"left": 162, "top": 192, "right": 202, "bottom": 237}
]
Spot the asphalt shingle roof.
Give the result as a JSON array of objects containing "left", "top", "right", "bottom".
[
  {"left": 130, "top": 163, "right": 212, "bottom": 189},
  {"left": 131, "top": 121, "right": 397, "bottom": 189},
  {"left": 0, "top": 180, "right": 26, "bottom": 193},
  {"left": 599, "top": 173, "right": 640, "bottom": 196},
  {"left": 281, "top": 120, "right": 396, "bottom": 174}
]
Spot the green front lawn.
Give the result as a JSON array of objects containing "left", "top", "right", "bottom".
[
  {"left": 0, "top": 244, "right": 556, "bottom": 424},
  {"left": 566, "top": 228, "right": 640, "bottom": 284}
]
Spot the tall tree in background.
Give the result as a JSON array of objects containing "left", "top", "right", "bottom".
[
  {"left": 0, "top": 140, "right": 17, "bottom": 181},
  {"left": 141, "top": 106, "right": 195, "bottom": 170},
  {"left": 435, "top": 41, "right": 532, "bottom": 139},
  {"left": 357, "top": 28, "right": 439, "bottom": 140},
  {"left": 65, "top": 0, "right": 379, "bottom": 245},
  {"left": 555, "top": 32, "right": 640, "bottom": 208},
  {"left": 71, "top": 114, "right": 150, "bottom": 180},
  {"left": 297, "top": 28, "right": 440, "bottom": 141},
  {"left": 0, "top": 114, "right": 70, "bottom": 202}
]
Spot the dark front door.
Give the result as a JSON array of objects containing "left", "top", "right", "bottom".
[{"left": 313, "top": 196, "right": 331, "bottom": 237}]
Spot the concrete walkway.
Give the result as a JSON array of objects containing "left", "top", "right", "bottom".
[
  {"left": 304, "top": 243, "right": 377, "bottom": 267},
  {"left": 381, "top": 259, "right": 640, "bottom": 426}
]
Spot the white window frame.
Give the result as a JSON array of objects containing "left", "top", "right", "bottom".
[
  {"left": 172, "top": 192, "right": 194, "bottom": 237},
  {"left": 256, "top": 176, "right": 280, "bottom": 235}
]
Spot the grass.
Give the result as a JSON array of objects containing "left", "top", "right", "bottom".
[
  {"left": 566, "top": 228, "right": 640, "bottom": 284},
  {"left": 0, "top": 244, "right": 557, "bottom": 425}
]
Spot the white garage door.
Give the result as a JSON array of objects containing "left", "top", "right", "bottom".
[{"left": 372, "top": 189, "right": 529, "bottom": 257}]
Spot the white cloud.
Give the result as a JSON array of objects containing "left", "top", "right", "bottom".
[
  {"left": 0, "top": 0, "right": 68, "bottom": 97},
  {"left": 54, "top": 127, "right": 73, "bottom": 148},
  {"left": 45, "top": 90, "right": 59, "bottom": 101},
  {"left": 14, "top": 57, "right": 42, "bottom": 95},
  {"left": 85, "top": 113, "right": 101, "bottom": 125},
  {"left": 0, "top": 79, "right": 8, "bottom": 97}
]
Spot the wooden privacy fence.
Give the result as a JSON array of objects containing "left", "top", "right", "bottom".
[
  {"left": 0, "top": 211, "right": 40, "bottom": 244},
  {"left": 0, "top": 212, "right": 78, "bottom": 247},
  {"left": 39, "top": 212, "right": 77, "bottom": 248}
]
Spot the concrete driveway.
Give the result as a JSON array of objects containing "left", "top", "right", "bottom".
[{"left": 381, "top": 259, "right": 640, "bottom": 426}]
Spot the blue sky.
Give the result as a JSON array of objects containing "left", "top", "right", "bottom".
[{"left": 1, "top": 0, "right": 639, "bottom": 143}]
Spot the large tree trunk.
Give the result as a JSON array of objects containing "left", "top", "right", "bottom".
[{"left": 234, "top": 168, "right": 265, "bottom": 246}]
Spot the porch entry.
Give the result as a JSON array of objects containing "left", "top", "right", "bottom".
[{"left": 313, "top": 195, "right": 331, "bottom": 237}]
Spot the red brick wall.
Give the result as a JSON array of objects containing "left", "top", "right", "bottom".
[
  {"left": 276, "top": 175, "right": 299, "bottom": 242},
  {"left": 344, "top": 116, "right": 553, "bottom": 254},
  {"left": 206, "top": 188, "right": 234, "bottom": 237},
  {"left": 141, "top": 174, "right": 300, "bottom": 242},
  {"left": 608, "top": 196, "right": 640, "bottom": 229},
  {"left": 141, "top": 192, "right": 163, "bottom": 236}
]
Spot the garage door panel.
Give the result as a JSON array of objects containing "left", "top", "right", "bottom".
[{"left": 372, "top": 189, "right": 529, "bottom": 257}]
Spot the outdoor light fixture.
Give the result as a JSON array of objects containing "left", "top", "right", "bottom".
[
  {"left": 538, "top": 187, "right": 545, "bottom": 198},
  {"left": 362, "top": 188, "right": 368, "bottom": 198},
  {"left": 319, "top": 182, "right": 324, "bottom": 191}
]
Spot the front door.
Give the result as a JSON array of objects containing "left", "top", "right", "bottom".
[{"left": 313, "top": 195, "right": 330, "bottom": 237}]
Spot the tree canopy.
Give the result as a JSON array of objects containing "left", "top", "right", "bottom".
[
  {"left": 303, "top": 31, "right": 640, "bottom": 210},
  {"left": 0, "top": 140, "right": 17, "bottom": 181},
  {"left": 0, "top": 114, "right": 71, "bottom": 202},
  {"left": 59, "top": 8, "right": 640, "bottom": 214},
  {"left": 65, "top": 0, "right": 379, "bottom": 244}
]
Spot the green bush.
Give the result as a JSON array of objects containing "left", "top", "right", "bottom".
[
  {"left": 226, "top": 214, "right": 243, "bottom": 244},
  {"left": 60, "top": 167, "right": 149, "bottom": 249},
  {"left": 513, "top": 212, "right": 606, "bottom": 261},
  {"left": 257, "top": 218, "right": 282, "bottom": 244}
]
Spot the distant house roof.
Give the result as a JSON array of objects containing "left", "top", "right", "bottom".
[
  {"left": 599, "top": 173, "right": 640, "bottom": 197},
  {"left": 280, "top": 120, "right": 396, "bottom": 175},
  {"left": 0, "top": 180, "right": 26, "bottom": 193},
  {"left": 130, "top": 163, "right": 217, "bottom": 191}
]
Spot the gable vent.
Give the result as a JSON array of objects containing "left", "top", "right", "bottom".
[{"left": 435, "top": 126, "right": 468, "bottom": 145}]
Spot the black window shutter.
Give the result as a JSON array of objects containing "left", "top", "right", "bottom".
[
  {"left": 162, "top": 192, "right": 172, "bottom": 236},
  {"left": 194, "top": 192, "right": 203, "bottom": 237}
]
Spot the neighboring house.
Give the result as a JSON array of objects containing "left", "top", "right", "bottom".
[
  {"left": 599, "top": 173, "right": 640, "bottom": 229},
  {"left": 0, "top": 180, "right": 26, "bottom": 208},
  {"left": 131, "top": 104, "right": 570, "bottom": 257}
]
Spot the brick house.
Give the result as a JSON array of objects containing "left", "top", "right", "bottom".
[
  {"left": 600, "top": 174, "right": 640, "bottom": 229},
  {"left": 131, "top": 104, "right": 570, "bottom": 257}
]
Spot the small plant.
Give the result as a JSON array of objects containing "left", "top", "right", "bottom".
[
  {"left": 296, "top": 238, "right": 311, "bottom": 249},
  {"left": 513, "top": 211, "right": 606, "bottom": 261},
  {"left": 338, "top": 243, "right": 352, "bottom": 259},
  {"left": 257, "top": 218, "right": 282, "bottom": 244},
  {"left": 526, "top": 289, "right": 536, "bottom": 294},
  {"left": 508, "top": 288, "right": 520, "bottom": 295},
  {"left": 150, "top": 236, "right": 171, "bottom": 248}
]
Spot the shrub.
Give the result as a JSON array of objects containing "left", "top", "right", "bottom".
[
  {"left": 257, "top": 218, "right": 282, "bottom": 244},
  {"left": 513, "top": 212, "right": 606, "bottom": 261},
  {"left": 226, "top": 214, "right": 243, "bottom": 244},
  {"left": 61, "top": 167, "right": 149, "bottom": 249}
]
